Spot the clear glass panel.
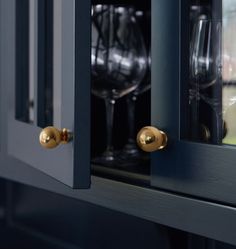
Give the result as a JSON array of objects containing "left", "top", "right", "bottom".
[
  {"left": 186, "top": 0, "right": 236, "bottom": 145},
  {"left": 222, "top": 0, "right": 236, "bottom": 144},
  {"left": 37, "top": 0, "right": 53, "bottom": 128},
  {"left": 15, "top": 0, "right": 32, "bottom": 123},
  {"left": 185, "top": 0, "right": 229, "bottom": 145},
  {"left": 15, "top": 0, "right": 53, "bottom": 127}
]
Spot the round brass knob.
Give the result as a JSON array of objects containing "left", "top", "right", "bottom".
[
  {"left": 137, "top": 126, "right": 167, "bottom": 152},
  {"left": 39, "top": 127, "right": 71, "bottom": 149}
]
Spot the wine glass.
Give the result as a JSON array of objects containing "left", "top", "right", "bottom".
[
  {"left": 120, "top": 51, "right": 151, "bottom": 161},
  {"left": 91, "top": 5, "right": 147, "bottom": 164},
  {"left": 119, "top": 10, "right": 151, "bottom": 161},
  {"left": 189, "top": 16, "right": 222, "bottom": 142},
  {"left": 190, "top": 16, "right": 221, "bottom": 89}
]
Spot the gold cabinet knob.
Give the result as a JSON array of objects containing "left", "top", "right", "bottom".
[
  {"left": 39, "top": 127, "right": 71, "bottom": 149},
  {"left": 137, "top": 126, "right": 167, "bottom": 152}
]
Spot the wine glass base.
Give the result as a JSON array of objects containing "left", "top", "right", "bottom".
[
  {"left": 92, "top": 149, "right": 149, "bottom": 168},
  {"left": 121, "top": 143, "right": 140, "bottom": 156},
  {"left": 91, "top": 150, "right": 119, "bottom": 167},
  {"left": 119, "top": 141, "right": 148, "bottom": 160}
]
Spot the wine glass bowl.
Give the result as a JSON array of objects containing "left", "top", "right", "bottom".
[
  {"left": 91, "top": 5, "right": 147, "bottom": 100},
  {"left": 190, "top": 16, "right": 222, "bottom": 89}
]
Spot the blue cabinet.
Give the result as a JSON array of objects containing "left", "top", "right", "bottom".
[
  {"left": 151, "top": 0, "right": 236, "bottom": 206},
  {"left": 4, "top": 0, "right": 91, "bottom": 188},
  {"left": 1, "top": 0, "right": 236, "bottom": 246}
]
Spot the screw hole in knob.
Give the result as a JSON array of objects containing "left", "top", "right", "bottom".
[{"left": 136, "top": 126, "right": 167, "bottom": 152}]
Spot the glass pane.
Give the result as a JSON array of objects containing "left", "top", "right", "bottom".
[
  {"left": 15, "top": 0, "right": 53, "bottom": 127},
  {"left": 185, "top": 0, "right": 236, "bottom": 145},
  {"left": 222, "top": 0, "right": 236, "bottom": 145},
  {"left": 15, "top": 0, "right": 32, "bottom": 123},
  {"left": 184, "top": 0, "right": 222, "bottom": 145},
  {"left": 37, "top": 0, "right": 53, "bottom": 128}
]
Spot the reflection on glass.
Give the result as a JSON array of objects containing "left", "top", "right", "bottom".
[
  {"left": 28, "top": 0, "right": 36, "bottom": 123},
  {"left": 189, "top": 15, "right": 222, "bottom": 144},
  {"left": 186, "top": 0, "right": 236, "bottom": 146},
  {"left": 222, "top": 0, "right": 236, "bottom": 144}
]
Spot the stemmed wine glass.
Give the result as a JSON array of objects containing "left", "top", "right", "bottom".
[
  {"left": 91, "top": 5, "right": 147, "bottom": 164},
  {"left": 120, "top": 51, "right": 151, "bottom": 161},
  {"left": 190, "top": 16, "right": 221, "bottom": 89},
  {"left": 189, "top": 16, "right": 222, "bottom": 143},
  {"left": 118, "top": 10, "right": 151, "bottom": 163}
]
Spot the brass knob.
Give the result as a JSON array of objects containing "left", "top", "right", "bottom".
[
  {"left": 137, "top": 126, "right": 167, "bottom": 152},
  {"left": 39, "top": 127, "right": 71, "bottom": 149}
]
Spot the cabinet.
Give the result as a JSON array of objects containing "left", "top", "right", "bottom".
[
  {"left": 1, "top": 0, "right": 236, "bottom": 246},
  {"left": 3, "top": 0, "right": 91, "bottom": 188},
  {"left": 152, "top": 0, "right": 236, "bottom": 206}
]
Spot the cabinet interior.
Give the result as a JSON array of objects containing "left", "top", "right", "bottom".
[{"left": 91, "top": 0, "right": 151, "bottom": 186}]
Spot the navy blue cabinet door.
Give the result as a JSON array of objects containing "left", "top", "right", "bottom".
[
  {"left": 151, "top": 0, "right": 236, "bottom": 205},
  {"left": 6, "top": 0, "right": 91, "bottom": 188}
]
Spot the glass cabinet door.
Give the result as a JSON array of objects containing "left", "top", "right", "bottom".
[
  {"left": 151, "top": 0, "right": 236, "bottom": 205},
  {"left": 7, "top": 0, "right": 91, "bottom": 188}
]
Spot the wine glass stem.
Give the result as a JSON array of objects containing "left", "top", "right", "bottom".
[
  {"left": 105, "top": 99, "right": 115, "bottom": 155},
  {"left": 127, "top": 95, "right": 136, "bottom": 143}
]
